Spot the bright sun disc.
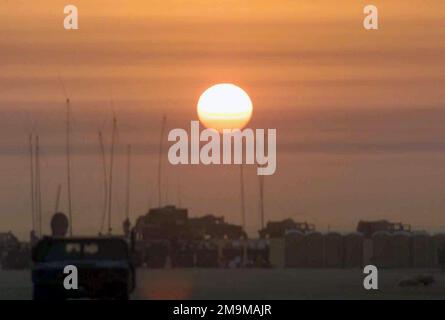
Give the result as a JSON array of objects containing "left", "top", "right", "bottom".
[{"left": 197, "top": 83, "right": 253, "bottom": 132}]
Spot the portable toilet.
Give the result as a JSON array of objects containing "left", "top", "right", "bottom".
[
  {"left": 305, "top": 231, "right": 324, "bottom": 267},
  {"left": 324, "top": 232, "right": 343, "bottom": 268},
  {"left": 433, "top": 233, "right": 445, "bottom": 268},
  {"left": 371, "top": 231, "right": 393, "bottom": 268},
  {"left": 284, "top": 230, "right": 305, "bottom": 267},
  {"left": 412, "top": 232, "right": 433, "bottom": 268},
  {"left": 343, "top": 232, "right": 364, "bottom": 268},
  {"left": 393, "top": 231, "right": 412, "bottom": 268},
  {"left": 269, "top": 237, "right": 286, "bottom": 268}
]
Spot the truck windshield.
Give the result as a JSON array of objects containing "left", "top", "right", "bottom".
[{"left": 36, "top": 240, "right": 128, "bottom": 262}]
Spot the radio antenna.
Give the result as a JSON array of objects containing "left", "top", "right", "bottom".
[
  {"left": 54, "top": 184, "right": 62, "bottom": 213},
  {"left": 58, "top": 76, "right": 73, "bottom": 236},
  {"left": 107, "top": 115, "right": 117, "bottom": 235},
  {"left": 125, "top": 144, "right": 131, "bottom": 221},
  {"left": 65, "top": 97, "right": 73, "bottom": 236},
  {"left": 35, "top": 135, "right": 42, "bottom": 236},
  {"left": 29, "top": 134, "right": 35, "bottom": 232},
  {"left": 98, "top": 131, "right": 108, "bottom": 234}
]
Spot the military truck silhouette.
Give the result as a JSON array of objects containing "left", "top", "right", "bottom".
[{"left": 32, "top": 236, "right": 136, "bottom": 300}]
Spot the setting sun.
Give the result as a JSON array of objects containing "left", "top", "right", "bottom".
[{"left": 197, "top": 83, "right": 253, "bottom": 132}]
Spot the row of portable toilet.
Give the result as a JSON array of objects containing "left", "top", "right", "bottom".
[
  {"left": 271, "top": 231, "right": 445, "bottom": 268},
  {"left": 275, "top": 231, "right": 364, "bottom": 268},
  {"left": 371, "top": 231, "right": 445, "bottom": 268}
]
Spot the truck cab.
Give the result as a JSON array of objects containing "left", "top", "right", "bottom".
[{"left": 31, "top": 236, "right": 136, "bottom": 300}]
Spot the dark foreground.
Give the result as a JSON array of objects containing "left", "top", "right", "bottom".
[{"left": 1, "top": 268, "right": 444, "bottom": 300}]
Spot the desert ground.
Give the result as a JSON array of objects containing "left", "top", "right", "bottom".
[{"left": 1, "top": 268, "right": 445, "bottom": 300}]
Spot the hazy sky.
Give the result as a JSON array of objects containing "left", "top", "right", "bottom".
[{"left": 1, "top": 1, "right": 445, "bottom": 239}]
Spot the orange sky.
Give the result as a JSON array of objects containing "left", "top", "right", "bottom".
[
  {"left": 1, "top": 1, "right": 445, "bottom": 238},
  {"left": 1, "top": 0, "right": 444, "bottom": 107}
]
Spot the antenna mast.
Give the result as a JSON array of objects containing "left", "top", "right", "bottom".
[
  {"left": 65, "top": 97, "right": 73, "bottom": 236},
  {"left": 35, "top": 135, "right": 42, "bottom": 236},
  {"left": 125, "top": 144, "right": 131, "bottom": 221},
  {"left": 54, "top": 184, "right": 62, "bottom": 213},
  {"left": 29, "top": 134, "right": 35, "bottom": 233},
  {"left": 107, "top": 116, "right": 117, "bottom": 235},
  {"left": 98, "top": 131, "right": 108, "bottom": 234},
  {"left": 59, "top": 77, "right": 73, "bottom": 237}
]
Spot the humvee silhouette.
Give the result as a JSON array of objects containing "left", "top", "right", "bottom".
[{"left": 31, "top": 236, "right": 136, "bottom": 300}]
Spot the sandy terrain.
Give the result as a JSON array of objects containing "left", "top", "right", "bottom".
[{"left": 1, "top": 268, "right": 444, "bottom": 300}]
